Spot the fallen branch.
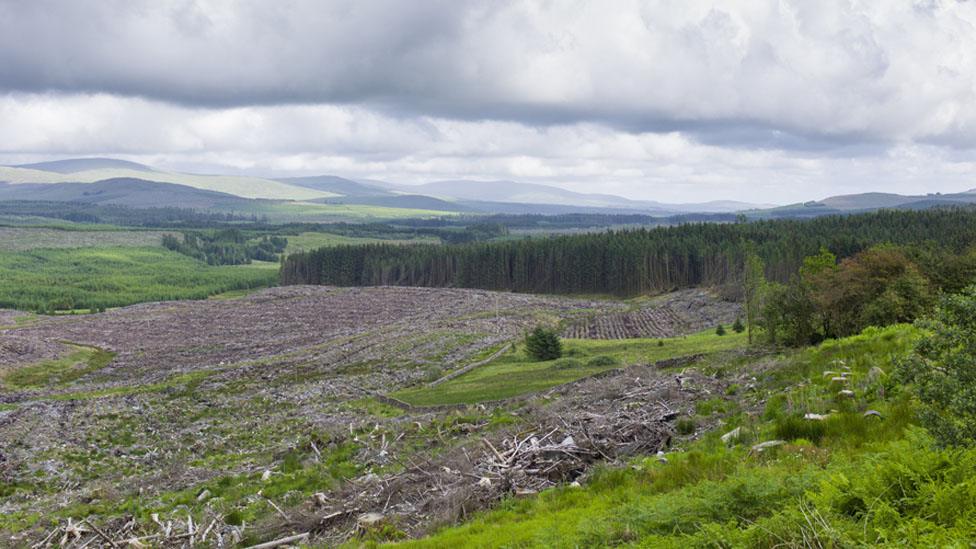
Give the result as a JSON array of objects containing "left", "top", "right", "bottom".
[{"left": 242, "top": 532, "right": 310, "bottom": 549}]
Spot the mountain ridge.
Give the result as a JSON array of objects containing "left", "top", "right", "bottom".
[
  {"left": 0, "top": 178, "right": 255, "bottom": 210},
  {"left": 4, "top": 157, "right": 975, "bottom": 218}
]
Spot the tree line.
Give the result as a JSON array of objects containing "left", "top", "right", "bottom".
[
  {"left": 281, "top": 207, "right": 976, "bottom": 296},
  {"left": 163, "top": 229, "right": 287, "bottom": 265},
  {"left": 744, "top": 243, "right": 970, "bottom": 346}
]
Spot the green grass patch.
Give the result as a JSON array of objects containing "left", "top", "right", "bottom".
[
  {"left": 392, "top": 429, "right": 976, "bottom": 548},
  {"left": 385, "top": 325, "right": 973, "bottom": 548},
  {"left": 342, "top": 398, "right": 406, "bottom": 418},
  {"left": 0, "top": 246, "right": 278, "bottom": 311},
  {"left": 394, "top": 330, "right": 747, "bottom": 406},
  {"left": 282, "top": 231, "right": 438, "bottom": 254},
  {"left": 2, "top": 345, "right": 115, "bottom": 389},
  {"left": 255, "top": 202, "right": 458, "bottom": 222}
]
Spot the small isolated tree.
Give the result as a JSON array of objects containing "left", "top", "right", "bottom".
[
  {"left": 732, "top": 317, "right": 745, "bottom": 333},
  {"left": 525, "top": 326, "right": 562, "bottom": 361},
  {"left": 715, "top": 324, "right": 727, "bottom": 336},
  {"left": 897, "top": 286, "right": 976, "bottom": 447},
  {"left": 742, "top": 249, "right": 767, "bottom": 345}
]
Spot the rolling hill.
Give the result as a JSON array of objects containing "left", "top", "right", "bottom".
[
  {"left": 0, "top": 165, "right": 334, "bottom": 201},
  {"left": 13, "top": 157, "right": 974, "bottom": 221},
  {"left": 408, "top": 179, "right": 673, "bottom": 212},
  {"left": 756, "top": 189, "right": 976, "bottom": 218},
  {"left": 1, "top": 157, "right": 781, "bottom": 216},
  {"left": 0, "top": 178, "right": 255, "bottom": 210},
  {"left": 402, "top": 179, "right": 769, "bottom": 213},
  {"left": 313, "top": 194, "right": 475, "bottom": 212},
  {"left": 277, "top": 175, "right": 392, "bottom": 197},
  {"left": 13, "top": 157, "right": 155, "bottom": 173}
]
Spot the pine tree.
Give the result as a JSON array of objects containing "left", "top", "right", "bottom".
[
  {"left": 524, "top": 326, "right": 562, "bottom": 361},
  {"left": 732, "top": 317, "right": 744, "bottom": 333},
  {"left": 715, "top": 324, "right": 726, "bottom": 336}
]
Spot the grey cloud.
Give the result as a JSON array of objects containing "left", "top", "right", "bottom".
[
  {"left": 3, "top": 1, "right": 976, "bottom": 150},
  {"left": 0, "top": 0, "right": 976, "bottom": 154}
]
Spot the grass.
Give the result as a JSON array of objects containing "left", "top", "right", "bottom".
[
  {"left": 0, "top": 214, "right": 122, "bottom": 231},
  {"left": 208, "top": 287, "right": 267, "bottom": 300},
  {"left": 255, "top": 202, "right": 458, "bottom": 222},
  {"left": 0, "top": 227, "right": 171, "bottom": 251},
  {"left": 394, "top": 330, "right": 747, "bottom": 406},
  {"left": 0, "top": 246, "right": 278, "bottom": 311},
  {"left": 282, "top": 231, "right": 438, "bottom": 254},
  {"left": 2, "top": 345, "right": 115, "bottom": 389},
  {"left": 383, "top": 324, "right": 976, "bottom": 548}
]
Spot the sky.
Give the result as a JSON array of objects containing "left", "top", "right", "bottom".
[{"left": 1, "top": 0, "right": 975, "bottom": 204}]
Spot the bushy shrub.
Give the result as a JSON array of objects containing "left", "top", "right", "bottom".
[
  {"left": 525, "top": 326, "right": 562, "bottom": 361},
  {"left": 897, "top": 286, "right": 976, "bottom": 446},
  {"left": 553, "top": 358, "right": 583, "bottom": 370},
  {"left": 715, "top": 324, "right": 727, "bottom": 336},
  {"left": 586, "top": 355, "right": 619, "bottom": 368},
  {"left": 675, "top": 417, "right": 698, "bottom": 435}
]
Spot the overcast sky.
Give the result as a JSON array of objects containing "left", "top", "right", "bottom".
[{"left": 1, "top": 0, "right": 975, "bottom": 204}]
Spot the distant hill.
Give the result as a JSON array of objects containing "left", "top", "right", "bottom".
[
  {"left": 408, "top": 180, "right": 668, "bottom": 211},
  {"left": 278, "top": 175, "right": 393, "bottom": 197},
  {"left": 403, "top": 180, "right": 769, "bottom": 213},
  {"left": 0, "top": 165, "right": 334, "bottom": 201},
  {"left": 819, "top": 192, "right": 924, "bottom": 210},
  {"left": 456, "top": 200, "right": 671, "bottom": 216},
  {"left": 313, "top": 194, "right": 475, "bottom": 212},
  {"left": 0, "top": 178, "right": 254, "bottom": 210},
  {"left": 19, "top": 157, "right": 975, "bottom": 221},
  {"left": 756, "top": 189, "right": 976, "bottom": 218},
  {"left": 1, "top": 158, "right": 779, "bottom": 215},
  {"left": 13, "top": 157, "right": 155, "bottom": 173}
]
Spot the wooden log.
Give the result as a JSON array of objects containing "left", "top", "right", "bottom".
[{"left": 242, "top": 532, "right": 310, "bottom": 549}]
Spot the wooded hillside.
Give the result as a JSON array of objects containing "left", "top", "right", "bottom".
[{"left": 281, "top": 208, "right": 976, "bottom": 296}]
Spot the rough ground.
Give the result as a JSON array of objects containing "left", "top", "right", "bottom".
[
  {"left": 563, "top": 289, "right": 741, "bottom": 339},
  {"left": 0, "top": 286, "right": 739, "bottom": 547}
]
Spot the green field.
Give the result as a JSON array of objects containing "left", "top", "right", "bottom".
[
  {"left": 283, "top": 231, "right": 438, "bottom": 254},
  {"left": 394, "top": 331, "right": 748, "bottom": 406},
  {"left": 0, "top": 215, "right": 123, "bottom": 231},
  {"left": 0, "top": 227, "right": 171, "bottom": 251},
  {"left": 0, "top": 247, "right": 278, "bottom": 312},
  {"left": 384, "top": 325, "right": 976, "bottom": 548},
  {"left": 254, "top": 202, "right": 458, "bottom": 222}
]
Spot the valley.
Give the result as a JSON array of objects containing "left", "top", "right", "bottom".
[
  {"left": 1, "top": 201, "right": 976, "bottom": 547},
  {"left": 6, "top": 4, "right": 976, "bottom": 546},
  {"left": 0, "top": 285, "right": 741, "bottom": 546}
]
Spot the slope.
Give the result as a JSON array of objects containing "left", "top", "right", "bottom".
[
  {"left": 0, "top": 178, "right": 256, "bottom": 210},
  {"left": 13, "top": 158, "right": 155, "bottom": 173},
  {"left": 0, "top": 166, "right": 335, "bottom": 201},
  {"left": 277, "top": 175, "right": 393, "bottom": 197}
]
